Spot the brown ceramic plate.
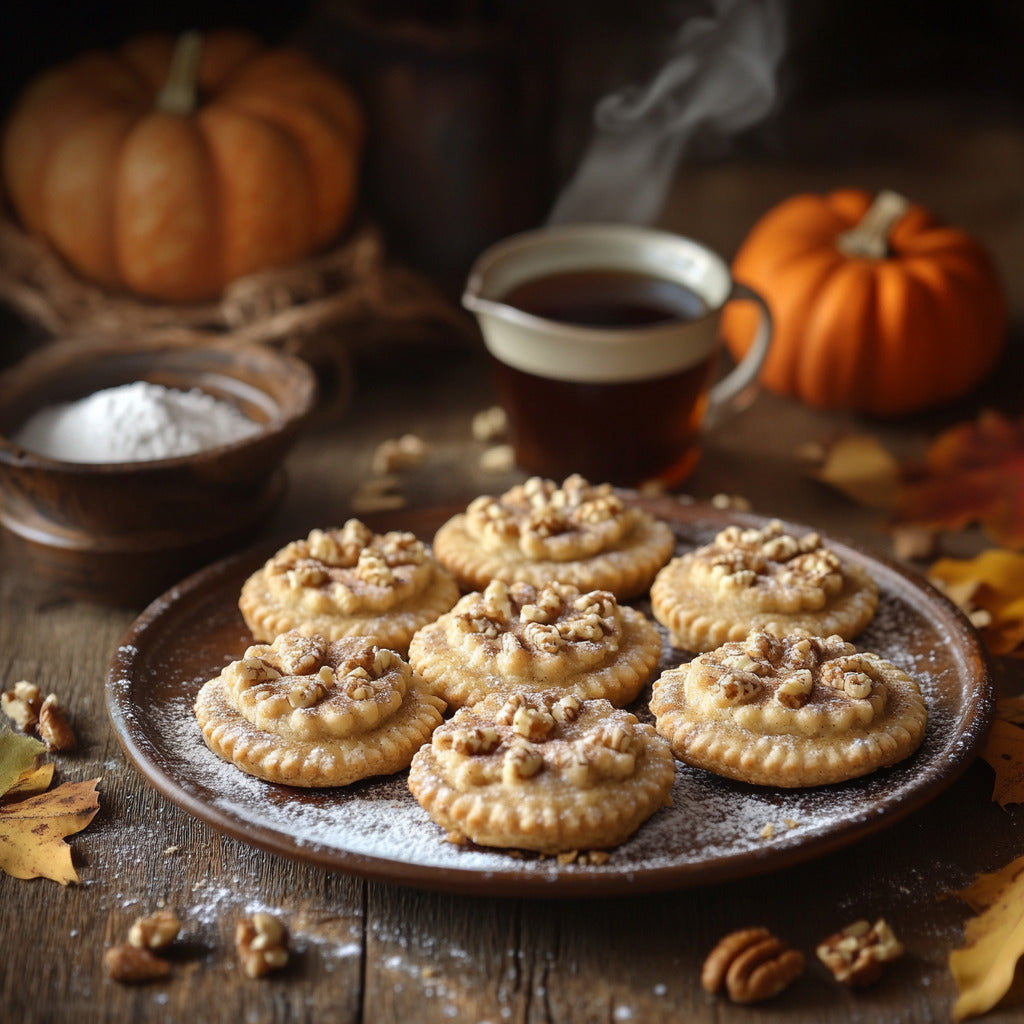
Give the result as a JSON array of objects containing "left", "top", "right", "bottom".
[{"left": 106, "top": 498, "right": 993, "bottom": 898}]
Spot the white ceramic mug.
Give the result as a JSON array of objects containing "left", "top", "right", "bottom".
[{"left": 463, "top": 222, "right": 771, "bottom": 487}]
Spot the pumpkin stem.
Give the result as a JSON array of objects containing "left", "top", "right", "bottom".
[
  {"left": 836, "top": 190, "right": 911, "bottom": 259},
  {"left": 155, "top": 31, "right": 204, "bottom": 115}
]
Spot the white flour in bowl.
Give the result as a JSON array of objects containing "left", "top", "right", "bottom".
[{"left": 13, "top": 380, "right": 262, "bottom": 463}]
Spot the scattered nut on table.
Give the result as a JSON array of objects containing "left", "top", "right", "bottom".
[
  {"left": 1, "top": 680, "right": 41, "bottom": 732},
  {"left": 710, "top": 493, "right": 753, "bottom": 512},
  {"left": 37, "top": 693, "right": 76, "bottom": 751},
  {"left": 701, "top": 926, "right": 805, "bottom": 1003},
  {"left": 471, "top": 405, "right": 508, "bottom": 443},
  {"left": 479, "top": 443, "right": 515, "bottom": 474},
  {"left": 372, "top": 433, "right": 429, "bottom": 474},
  {"left": 816, "top": 918, "right": 904, "bottom": 986},
  {"left": 128, "top": 909, "right": 181, "bottom": 951},
  {"left": 1, "top": 681, "right": 76, "bottom": 751},
  {"left": 235, "top": 912, "right": 289, "bottom": 978},
  {"left": 104, "top": 943, "right": 172, "bottom": 984}
]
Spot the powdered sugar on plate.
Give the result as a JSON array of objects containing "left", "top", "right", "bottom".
[{"left": 105, "top": 503, "right": 993, "bottom": 897}]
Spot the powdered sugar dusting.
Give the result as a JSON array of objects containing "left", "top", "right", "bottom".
[{"left": 106, "top": 506, "right": 992, "bottom": 897}]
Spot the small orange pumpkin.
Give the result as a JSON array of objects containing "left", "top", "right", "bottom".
[
  {"left": 720, "top": 189, "right": 1007, "bottom": 416},
  {"left": 1, "top": 31, "right": 363, "bottom": 303}
]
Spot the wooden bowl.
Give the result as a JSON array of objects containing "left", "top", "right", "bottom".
[{"left": 0, "top": 339, "right": 316, "bottom": 606}]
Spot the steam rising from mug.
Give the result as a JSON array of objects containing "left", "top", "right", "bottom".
[{"left": 548, "top": 0, "right": 787, "bottom": 226}]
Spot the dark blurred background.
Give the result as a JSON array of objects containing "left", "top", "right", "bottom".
[
  {"left": 2, "top": 0, "right": 1023, "bottom": 305},
  {"left": 5, "top": 1, "right": 1023, "bottom": 114}
]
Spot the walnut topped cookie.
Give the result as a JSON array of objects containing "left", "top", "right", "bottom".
[
  {"left": 650, "top": 630, "right": 927, "bottom": 787},
  {"left": 194, "top": 631, "right": 445, "bottom": 787},
  {"left": 407, "top": 579, "right": 663, "bottom": 709},
  {"left": 408, "top": 690, "right": 675, "bottom": 854},
  {"left": 650, "top": 520, "right": 879, "bottom": 652},
  {"left": 239, "top": 519, "right": 459, "bottom": 653},
  {"left": 432, "top": 474, "right": 675, "bottom": 601}
]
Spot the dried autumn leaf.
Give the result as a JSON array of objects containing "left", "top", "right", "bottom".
[
  {"left": 893, "top": 410, "right": 1024, "bottom": 550},
  {"left": 808, "top": 433, "right": 902, "bottom": 509},
  {"left": 0, "top": 729, "right": 45, "bottom": 797},
  {"left": 0, "top": 777, "right": 100, "bottom": 884},
  {"left": 5, "top": 763, "right": 55, "bottom": 800},
  {"left": 929, "top": 550, "right": 1024, "bottom": 655},
  {"left": 979, "top": 719, "right": 1024, "bottom": 808},
  {"left": 949, "top": 854, "right": 1024, "bottom": 1021}
]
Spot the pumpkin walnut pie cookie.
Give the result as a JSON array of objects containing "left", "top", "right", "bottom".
[
  {"left": 649, "top": 630, "right": 927, "bottom": 787},
  {"left": 432, "top": 475, "right": 675, "bottom": 601},
  {"left": 650, "top": 520, "right": 879, "bottom": 652},
  {"left": 407, "top": 579, "right": 663, "bottom": 709},
  {"left": 408, "top": 690, "right": 675, "bottom": 854},
  {"left": 239, "top": 520, "right": 459, "bottom": 653},
  {"left": 194, "top": 631, "right": 445, "bottom": 787}
]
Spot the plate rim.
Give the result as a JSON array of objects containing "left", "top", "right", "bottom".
[{"left": 105, "top": 497, "right": 995, "bottom": 898}]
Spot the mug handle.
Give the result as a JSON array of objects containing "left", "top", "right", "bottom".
[{"left": 704, "top": 281, "right": 772, "bottom": 428}]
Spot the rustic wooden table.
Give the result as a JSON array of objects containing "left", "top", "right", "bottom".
[{"left": 3, "top": 102, "right": 1024, "bottom": 1024}]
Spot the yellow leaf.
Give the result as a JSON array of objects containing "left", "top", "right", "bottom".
[
  {"left": 950, "top": 854, "right": 1024, "bottom": 1020},
  {"left": 0, "top": 777, "right": 100, "bottom": 884},
  {"left": 809, "top": 434, "right": 902, "bottom": 508},
  {"left": 930, "top": 550, "right": 1024, "bottom": 655},
  {"left": 0, "top": 729, "right": 45, "bottom": 797},
  {"left": 5, "top": 763, "right": 55, "bottom": 799},
  {"left": 979, "top": 720, "right": 1024, "bottom": 807}
]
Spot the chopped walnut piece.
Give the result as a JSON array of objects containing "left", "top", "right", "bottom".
[
  {"left": 2, "top": 680, "right": 42, "bottom": 732},
  {"left": 816, "top": 918, "right": 904, "bottom": 986},
  {"left": 512, "top": 704, "right": 555, "bottom": 741},
  {"left": 701, "top": 927, "right": 805, "bottom": 1003},
  {"left": 710, "top": 493, "right": 753, "bottom": 512},
  {"left": 820, "top": 655, "right": 878, "bottom": 700},
  {"left": 372, "top": 433, "right": 429, "bottom": 475},
  {"left": 716, "top": 674, "right": 762, "bottom": 705},
  {"left": 450, "top": 726, "right": 501, "bottom": 755},
  {"left": 479, "top": 443, "right": 516, "bottom": 474},
  {"left": 551, "top": 695, "right": 581, "bottom": 725},
  {"left": 235, "top": 913, "right": 289, "bottom": 978},
  {"left": 775, "top": 669, "right": 813, "bottom": 709},
  {"left": 128, "top": 910, "right": 181, "bottom": 951},
  {"left": 502, "top": 741, "right": 544, "bottom": 783},
  {"left": 472, "top": 405, "right": 508, "bottom": 443},
  {"left": 286, "top": 678, "right": 331, "bottom": 709},
  {"left": 105, "top": 943, "right": 172, "bottom": 984}
]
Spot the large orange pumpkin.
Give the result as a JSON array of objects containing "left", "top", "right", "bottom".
[
  {"left": 1, "top": 31, "right": 363, "bottom": 303},
  {"left": 720, "top": 189, "right": 1007, "bottom": 416}
]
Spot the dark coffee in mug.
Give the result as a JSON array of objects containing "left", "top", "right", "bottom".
[
  {"left": 490, "top": 352, "right": 715, "bottom": 486},
  {"left": 462, "top": 224, "right": 772, "bottom": 489},
  {"left": 500, "top": 268, "right": 709, "bottom": 328}
]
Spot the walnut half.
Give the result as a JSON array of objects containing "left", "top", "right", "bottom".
[
  {"left": 701, "top": 927, "right": 805, "bottom": 1003},
  {"left": 1, "top": 681, "right": 76, "bottom": 751},
  {"left": 816, "top": 918, "right": 904, "bottom": 986}
]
